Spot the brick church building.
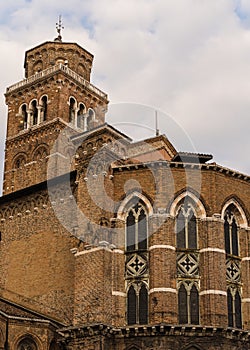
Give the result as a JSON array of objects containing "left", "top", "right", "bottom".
[{"left": 0, "top": 30, "right": 250, "bottom": 350}]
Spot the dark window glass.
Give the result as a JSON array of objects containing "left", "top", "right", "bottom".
[
  {"left": 127, "top": 285, "right": 136, "bottom": 325},
  {"left": 41, "top": 96, "right": 48, "bottom": 121},
  {"left": 232, "top": 218, "right": 238, "bottom": 256},
  {"left": 126, "top": 211, "right": 135, "bottom": 251},
  {"left": 138, "top": 209, "right": 147, "bottom": 250},
  {"left": 178, "top": 284, "right": 188, "bottom": 323},
  {"left": 139, "top": 283, "right": 148, "bottom": 324},
  {"left": 31, "top": 100, "right": 38, "bottom": 125},
  {"left": 190, "top": 284, "right": 199, "bottom": 324},
  {"left": 224, "top": 218, "right": 230, "bottom": 254},
  {"left": 177, "top": 210, "right": 185, "bottom": 248},
  {"left": 235, "top": 290, "right": 242, "bottom": 329},
  {"left": 188, "top": 211, "right": 197, "bottom": 249},
  {"left": 69, "top": 98, "right": 75, "bottom": 122},
  {"left": 227, "top": 289, "right": 233, "bottom": 327}
]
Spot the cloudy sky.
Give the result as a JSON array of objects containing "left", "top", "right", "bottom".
[{"left": 0, "top": 0, "right": 250, "bottom": 192}]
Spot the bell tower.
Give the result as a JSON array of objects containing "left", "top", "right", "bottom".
[{"left": 3, "top": 28, "right": 108, "bottom": 195}]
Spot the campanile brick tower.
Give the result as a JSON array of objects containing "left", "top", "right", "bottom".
[{"left": 3, "top": 34, "right": 108, "bottom": 194}]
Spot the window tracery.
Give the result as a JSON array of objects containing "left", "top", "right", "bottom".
[
  {"left": 125, "top": 200, "right": 148, "bottom": 325},
  {"left": 176, "top": 198, "right": 200, "bottom": 325},
  {"left": 17, "top": 337, "right": 37, "bottom": 350},
  {"left": 224, "top": 204, "right": 242, "bottom": 329}
]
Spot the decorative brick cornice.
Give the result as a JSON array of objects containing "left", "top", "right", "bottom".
[
  {"left": 57, "top": 323, "right": 250, "bottom": 342},
  {"left": 112, "top": 161, "right": 250, "bottom": 183}
]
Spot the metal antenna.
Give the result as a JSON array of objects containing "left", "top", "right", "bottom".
[
  {"left": 155, "top": 110, "right": 160, "bottom": 136},
  {"left": 55, "top": 15, "right": 64, "bottom": 42}
]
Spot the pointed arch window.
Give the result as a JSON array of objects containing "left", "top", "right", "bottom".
[
  {"left": 17, "top": 337, "right": 37, "bottom": 350},
  {"left": 127, "top": 283, "right": 148, "bottom": 325},
  {"left": 224, "top": 204, "right": 242, "bottom": 329},
  {"left": 126, "top": 202, "right": 148, "bottom": 252},
  {"left": 227, "top": 287, "right": 242, "bottom": 328},
  {"left": 176, "top": 198, "right": 200, "bottom": 326},
  {"left": 176, "top": 203, "right": 197, "bottom": 249},
  {"left": 125, "top": 199, "right": 149, "bottom": 326},
  {"left": 224, "top": 209, "right": 239, "bottom": 256},
  {"left": 178, "top": 282, "right": 199, "bottom": 325}
]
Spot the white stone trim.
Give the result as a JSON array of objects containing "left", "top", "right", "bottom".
[
  {"left": 149, "top": 245, "right": 175, "bottom": 251},
  {"left": 117, "top": 191, "right": 153, "bottom": 220},
  {"left": 112, "top": 291, "right": 126, "bottom": 297},
  {"left": 242, "top": 298, "right": 250, "bottom": 303},
  {"left": 113, "top": 249, "right": 124, "bottom": 254},
  {"left": 200, "top": 290, "right": 227, "bottom": 296},
  {"left": 75, "top": 246, "right": 105, "bottom": 256},
  {"left": 200, "top": 247, "right": 225, "bottom": 254},
  {"left": 149, "top": 288, "right": 177, "bottom": 294},
  {"left": 242, "top": 257, "right": 250, "bottom": 261},
  {"left": 169, "top": 191, "right": 206, "bottom": 218},
  {"left": 221, "top": 198, "right": 248, "bottom": 228}
]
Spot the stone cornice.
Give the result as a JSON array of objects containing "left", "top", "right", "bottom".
[
  {"left": 6, "top": 118, "right": 71, "bottom": 144},
  {"left": 112, "top": 161, "right": 250, "bottom": 183},
  {"left": 58, "top": 323, "right": 250, "bottom": 342}
]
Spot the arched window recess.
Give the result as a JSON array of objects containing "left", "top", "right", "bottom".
[
  {"left": 178, "top": 281, "right": 199, "bottom": 325},
  {"left": 77, "top": 102, "right": 86, "bottom": 129},
  {"left": 19, "top": 104, "right": 28, "bottom": 130},
  {"left": 39, "top": 95, "right": 48, "bottom": 122},
  {"left": 126, "top": 201, "right": 148, "bottom": 252},
  {"left": 176, "top": 200, "right": 198, "bottom": 250},
  {"left": 127, "top": 282, "right": 148, "bottom": 325}
]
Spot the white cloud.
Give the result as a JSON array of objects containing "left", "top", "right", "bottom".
[{"left": 0, "top": 0, "right": 250, "bottom": 194}]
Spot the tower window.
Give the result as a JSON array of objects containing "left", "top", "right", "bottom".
[
  {"left": 69, "top": 97, "right": 76, "bottom": 123},
  {"left": 87, "top": 108, "right": 95, "bottom": 130},
  {"left": 77, "top": 103, "right": 86, "bottom": 129},
  {"left": 31, "top": 100, "right": 38, "bottom": 126},
  {"left": 20, "top": 104, "right": 28, "bottom": 130},
  {"left": 41, "top": 95, "right": 48, "bottom": 122}
]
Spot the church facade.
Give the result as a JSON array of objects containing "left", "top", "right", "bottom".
[{"left": 0, "top": 34, "right": 250, "bottom": 350}]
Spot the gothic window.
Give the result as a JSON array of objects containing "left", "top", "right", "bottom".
[
  {"left": 227, "top": 287, "right": 242, "bottom": 328},
  {"left": 125, "top": 199, "right": 149, "bottom": 326},
  {"left": 127, "top": 283, "right": 148, "bottom": 325},
  {"left": 20, "top": 104, "right": 28, "bottom": 129},
  {"left": 224, "top": 204, "right": 242, "bottom": 328},
  {"left": 40, "top": 95, "right": 48, "bottom": 122},
  {"left": 126, "top": 202, "right": 148, "bottom": 252},
  {"left": 30, "top": 100, "right": 38, "bottom": 126},
  {"left": 178, "top": 282, "right": 199, "bottom": 324},
  {"left": 17, "top": 337, "right": 37, "bottom": 350},
  {"left": 33, "top": 146, "right": 48, "bottom": 161},
  {"left": 176, "top": 198, "right": 200, "bottom": 325},
  {"left": 176, "top": 202, "right": 197, "bottom": 249},
  {"left": 14, "top": 155, "right": 26, "bottom": 169},
  {"left": 69, "top": 97, "right": 76, "bottom": 123},
  {"left": 224, "top": 209, "right": 239, "bottom": 256}
]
